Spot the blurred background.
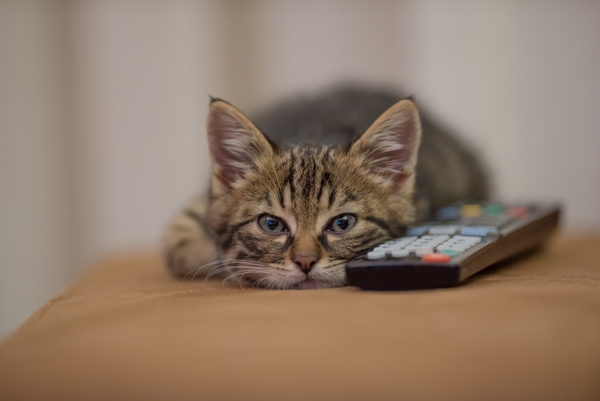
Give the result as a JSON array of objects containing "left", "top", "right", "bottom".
[{"left": 1, "top": 0, "right": 599, "bottom": 338}]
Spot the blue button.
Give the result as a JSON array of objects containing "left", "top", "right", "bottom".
[
  {"left": 406, "top": 226, "right": 430, "bottom": 236},
  {"left": 460, "top": 226, "right": 497, "bottom": 237},
  {"left": 436, "top": 206, "right": 461, "bottom": 220}
]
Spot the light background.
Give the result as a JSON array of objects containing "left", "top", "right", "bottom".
[{"left": 1, "top": 0, "right": 599, "bottom": 338}]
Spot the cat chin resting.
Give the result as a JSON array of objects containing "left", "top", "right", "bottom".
[{"left": 163, "top": 86, "right": 489, "bottom": 289}]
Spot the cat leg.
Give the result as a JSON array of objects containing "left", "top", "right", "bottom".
[{"left": 163, "top": 195, "right": 220, "bottom": 277}]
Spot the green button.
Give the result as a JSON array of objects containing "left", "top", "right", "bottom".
[
  {"left": 484, "top": 204, "right": 505, "bottom": 216},
  {"left": 440, "top": 249, "right": 458, "bottom": 257}
]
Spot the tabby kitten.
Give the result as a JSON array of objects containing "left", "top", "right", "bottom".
[{"left": 164, "top": 87, "right": 488, "bottom": 289}]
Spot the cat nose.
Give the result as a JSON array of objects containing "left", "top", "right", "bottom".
[{"left": 293, "top": 254, "right": 317, "bottom": 274}]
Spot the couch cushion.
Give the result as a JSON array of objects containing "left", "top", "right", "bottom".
[{"left": 1, "top": 236, "right": 599, "bottom": 400}]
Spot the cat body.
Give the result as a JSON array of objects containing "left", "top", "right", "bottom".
[{"left": 164, "top": 86, "right": 488, "bottom": 289}]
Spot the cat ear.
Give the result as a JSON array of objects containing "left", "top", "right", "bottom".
[
  {"left": 207, "top": 99, "right": 275, "bottom": 187},
  {"left": 349, "top": 99, "right": 422, "bottom": 191}
]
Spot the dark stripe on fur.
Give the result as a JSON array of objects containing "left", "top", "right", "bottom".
[
  {"left": 222, "top": 218, "right": 255, "bottom": 249},
  {"left": 303, "top": 159, "right": 313, "bottom": 199},
  {"left": 284, "top": 235, "right": 293, "bottom": 251},
  {"left": 236, "top": 250, "right": 251, "bottom": 260},
  {"left": 328, "top": 188, "right": 336, "bottom": 208},
  {"left": 232, "top": 218, "right": 255, "bottom": 231},
  {"left": 278, "top": 187, "right": 285, "bottom": 208},
  {"left": 350, "top": 232, "right": 375, "bottom": 245},
  {"left": 174, "top": 238, "right": 189, "bottom": 250},
  {"left": 318, "top": 234, "right": 332, "bottom": 252},
  {"left": 184, "top": 209, "right": 204, "bottom": 226},
  {"left": 263, "top": 192, "right": 272, "bottom": 208},
  {"left": 364, "top": 216, "right": 392, "bottom": 233},
  {"left": 316, "top": 171, "right": 331, "bottom": 203},
  {"left": 237, "top": 234, "right": 264, "bottom": 256},
  {"left": 339, "top": 191, "right": 357, "bottom": 205},
  {"left": 354, "top": 242, "right": 382, "bottom": 255},
  {"left": 214, "top": 222, "right": 228, "bottom": 236},
  {"left": 288, "top": 154, "right": 296, "bottom": 201}
]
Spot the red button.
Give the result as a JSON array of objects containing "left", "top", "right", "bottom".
[
  {"left": 508, "top": 206, "right": 528, "bottom": 218},
  {"left": 422, "top": 253, "right": 451, "bottom": 263}
]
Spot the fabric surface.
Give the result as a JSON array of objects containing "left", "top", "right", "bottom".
[{"left": 1, "top": 235, "right": 599, "bottom": 401}]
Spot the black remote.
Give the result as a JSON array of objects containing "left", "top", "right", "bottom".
[{"left": 345, "top": 202, "right": 561, "bottom": 291}]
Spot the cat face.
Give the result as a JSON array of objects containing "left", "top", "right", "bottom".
[{"left": 206, "top": 99, "right": 422, "bottom": 289}]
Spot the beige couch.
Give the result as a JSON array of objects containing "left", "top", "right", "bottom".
[{"left": 1, "top": 235, "right": 599, "bottom": 400}]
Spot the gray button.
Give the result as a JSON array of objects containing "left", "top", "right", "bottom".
[
  {"left": 367, "top": 251, "right": 386, "bottom": 260},
  {"left": 429, "top": 225, "right": 460, "bottom": 235},
  {"left": 391, "top": 249, "right": 410, "bottom": 258}
]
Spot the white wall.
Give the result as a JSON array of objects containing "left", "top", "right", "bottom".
[
  {"left": 402, "top": 1, "right": 600, "bottom": 230},
  {"left": 0, "top": 1, "right": 76, "bottom": 338},
  {"left": 70, "top": 1, "right": 214, "bottom": 264},
  {"left": 1, "top": 0, "right": 599, "bottom": 338}
]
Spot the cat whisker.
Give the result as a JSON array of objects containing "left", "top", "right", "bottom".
[
  {"left": 276, "top": 277, "right": 286, "bottom": 290},
  {"left": 205, "top": 264, "right": 267, "bottom": 283},
  {"left": 204, "top": 261, "right": 272, "bottom": 290},
  {"left": 253, "top": 276, "right": 270, "bottom": 288},
  {"left": 184, "top": 259, "right": 258, "bottom": 282},
  {"left": 222, "top": 268, "right": 269, "bottom": 287}
]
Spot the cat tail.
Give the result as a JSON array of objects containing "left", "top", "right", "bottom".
[{"left": 162, "top": 194, "right": 220, "bottom": 277}]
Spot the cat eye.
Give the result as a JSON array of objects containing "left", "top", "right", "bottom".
[
  {"left": 327, "top": 214, "right": 357, "bottom": 233},
  {"left": 257, "top": 214, "right": 288, "bottom": 234}
]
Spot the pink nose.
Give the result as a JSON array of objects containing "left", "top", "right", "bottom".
[{"left": 294, "top": 254, "right": 317, "bottom": 274}]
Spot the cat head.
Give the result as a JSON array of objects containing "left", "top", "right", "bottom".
[{"left": 206, "top": 98, "right": 422, "bottom": 289}]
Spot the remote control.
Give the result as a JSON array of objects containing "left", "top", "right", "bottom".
[{"left": 345, "top": 202, "right": 561, "bottom": 291}]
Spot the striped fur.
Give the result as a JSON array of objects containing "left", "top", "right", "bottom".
[{"left": 163, "top": 86, "right": 489, "bottom": 289}]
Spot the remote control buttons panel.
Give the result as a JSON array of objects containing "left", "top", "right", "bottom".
[
  {"left": 366, "top": 234, "right": 482, "bottom": 261},
  {"left": 436, "top": 203, "right": 530, "bottom": 221},
  {"left": 363, "top": 203, "right": 535, "bottom": 264},
  {"left": 407, "top": 225, "right": 498, "bottom": 237}
]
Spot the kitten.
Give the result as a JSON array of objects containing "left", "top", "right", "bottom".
[{"left": 163, "top": 86, "right": 489, "bottom": 289}]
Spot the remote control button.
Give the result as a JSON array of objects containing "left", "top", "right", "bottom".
[
  {"left": 380, "top": 240, "right": 413, "bottom": 250},
  {"left": 453, "top": 235, "right": 481, "bottom": 244},
  {"left": 484, "top": 204, "right": 506, "bottom": 216},
  {"left": 466, "top": 216, "right": 509, "bottom": 227},
  {"left": 430, "top": 236, "right": 449, "bottom": 246},
  {"left": 439, "top": 249, "right": 459, "bottom": 257},
  {"left": 422, "top": 253, "right": 451, "bottom": 263},
  {"left": 455, "top": 234, "right": 480, "bottom": 239},
  {"left": 460, "top": 226, "right": 496, "bottom": 237},
  {"left": 438, "top": 244, "right": 467, "bottom": 253},
  {"left": 461, "top": 204, "right": 483, "bottom": 217},
  {"left": 385, "top": 236, "right": 416, "bottom": 244},
  {"left": 415, "top": 247, "right": 434, "bottom": 256},
  {"left": 429, "top": 225, "right": 460, "bottom": 235},
  {"left": 406, "top": 226, "right": 430, "bottom": 236},
  {"left": 374, "top": 243, "right": 402, "bottom": 251},
  {"left": 367, "top": 251, "right": 386, "bottom": 260},
  {"left": 508, "top": 206, "right": 528, "bottom": 218},
  {"left": 436, "top": 206, "right": 461, "bottom": 220},
  {"left": 391, "top": 249, "right": 409, "bottom": 258}
]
